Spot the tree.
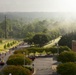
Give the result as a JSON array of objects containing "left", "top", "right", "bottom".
[
  {"left": 58, "top": 32, "right": 76, "bottom": 48},
  {"left": 6, "top": 54, "right": 32, "bottom": 65},
  {"left": 7, "top": 43, "right": 10, "bottom": 47},
  {"left": 49, "top": 46, "right": 71, "bottom": 55},
  {"left": 4, "top": 44, "right": 7, "bottom": 49},
  {"left": 2, "top": 65, "right": 31, "bottom": 75},
  {"left": 57, "top": 62, "right": 76, "bottom": 75},
  {"left": 32, "top": 34, "right": 49, "bottom": 47},
  {"left": 59, "top": 46, "right": 71, "bottom": 53},
  {"left": 0, "top": 39, "right": 2, "bottom": 43},
  {"left": 57, "top": 51, "right": 76, "bottom": 63}
]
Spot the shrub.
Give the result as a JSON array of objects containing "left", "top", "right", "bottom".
[
  {"left": 0, "top": 39, "right": 2, "bottom": 43},
  {"left": 6, "top": 54, "right": 32, "bottom": 65},
  {"left": 57, "top": 62, "right": 76, "bottom": 75},
  {"left": 25, "top": 66, "right": 33, "bottom": 71},
  {"left": 50, "top": 46, "right": 71, "bottom": 54},
  {"left": 14, "top": 49, "right": 28, "bottom": 55},
  {"left": 4, "top": 44, "right": 7, "bottom": 49},
  {"left": 7, "top": 43, "right": 10, "bottom": 47},
  {"left": 2, "top": 65, "right": 31, "bottom": 75},
  {"left": 10, "top": 43, "right": 13, "bottom": 46},
  {"left": 57, "top": 51, "right": 76, "bottom": 63}
]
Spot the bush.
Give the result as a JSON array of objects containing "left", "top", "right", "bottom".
[
  {"left": 12, "top": 41, "right": 16, "bottom": 44},
  {"left": 14, "top": 49, "right": 28, "bottom": 55},
  {"left": 4, "top": 44, "right": 7, "bottom": 49},
  {"left": 10, "top": 43, "right": 13, "bottom": 46},
  {"left": 0, "top": 39, "right": 2, "bottom": 43},
  {"left": 57, "top": 62, "right": 76, "bottom": 75},
  {"left": 7, "top": 43, "right": 10, "bottom": 47},
  {"left": 57, "top": 51, "right": 76, "bottom": 63},
  {"left": 49, "top": 46, "right": 71, "bottom": 54},
  {"left": 59, "top": 46, "right": 71, "bottom": 53},
  {"left": 25, "top": 66, "right": 33, "bottom": 71},
  {"left": 2, "top": 65, "right": 31, "bottom": 75},
  {"left": 6, "top": 54, "right": 32, "bottom": 65}
]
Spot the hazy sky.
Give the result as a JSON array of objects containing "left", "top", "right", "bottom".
[{"left": 0, "top": 0, "right": 76, "bottom": 12}]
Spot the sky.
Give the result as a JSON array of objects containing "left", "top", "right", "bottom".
[{"left": 0, "top": 0, "right": 76, "bottom": 12}]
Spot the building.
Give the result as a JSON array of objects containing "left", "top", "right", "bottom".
[{"left": 72, "top": 40, "right": 76, "bottom": 52}]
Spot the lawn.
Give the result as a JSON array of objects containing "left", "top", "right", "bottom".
[
  {"left": 0, "top": 39, "right": 22, "bottom": 54},
  {"left": 43, "top": 36, "right": 61, "bottom": 48}
]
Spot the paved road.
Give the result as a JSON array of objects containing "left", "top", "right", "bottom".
[
  {"left": 0, "top": 43, "right": 30, "bottom": 71},
  {"left": 32, "top": 57, "right": 57, "bottom": 75},
  {"left": 0, "top": 50, "right": 14, "bottom": 71}
]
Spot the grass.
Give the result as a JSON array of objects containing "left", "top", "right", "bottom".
[
  {"left": 0, "top": 39, "right": 22, "bottom": 54},
  {"left": 0, "top": 39, "right": 14, "bottom": 50},
  {"left": 43, "top": 36, "right": 61, "bottom": 48}
]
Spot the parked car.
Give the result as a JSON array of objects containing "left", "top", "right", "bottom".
[{"left": 28, "top": 56, "right": 35, "bottom": 61}]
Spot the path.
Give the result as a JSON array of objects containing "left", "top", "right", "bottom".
[{"left": 33, "top": 57, "right": 57, "bottom": 75}]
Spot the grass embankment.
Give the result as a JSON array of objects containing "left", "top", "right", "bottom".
[
  {"left": 43, "top": 36, "right": 61, "bottom": 48},
  {"left": 0, "top": 39, "right": 22, "bottom": 54}
]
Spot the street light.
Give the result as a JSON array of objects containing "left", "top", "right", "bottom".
[
  {"left": 57, "top": 43, "right": 59, "bottom": 55},
  {"left": 23, "top": 52, "right": 25, "bottom": 67},
  {"left": 32, "top": 63, "right": 34, "bottom": 72}
]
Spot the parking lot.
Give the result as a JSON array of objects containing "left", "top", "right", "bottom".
[{"left": 32, "top": 57, "right": 57, "bottom": 75}]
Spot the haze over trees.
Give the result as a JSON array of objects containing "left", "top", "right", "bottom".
[
  {"left": 0, "top": 17, "right": 61, "bottom": 39},
  {"left": 0, "top": 12, "right": 76, "bottom": 40}
]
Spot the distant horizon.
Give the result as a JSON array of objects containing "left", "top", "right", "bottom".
[
  {"left": 0, "top": 0, "right": 76, "bottom": 12},
  {"left": 0, "top": 12, "right": 76, "bottom": 22},
  {"left": 0, "top": 11, "right": 76, "bottom": 13}
]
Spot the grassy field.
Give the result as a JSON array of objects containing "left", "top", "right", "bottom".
[
  {"left": 0, "top": 39, "right": 22, "bottom": 54},
  {"left": 43, "top": 36, "right": 61, "bottom": 48}
]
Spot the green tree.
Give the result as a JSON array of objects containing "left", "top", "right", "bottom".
[
  {"left": 32, "top": 34, "right": 49, "bottom": 47},
  {"left": 7, "top": 43, "right": 10, "bottom": 47},
  {"left": 4, "top": 44, "right": 7, "bottom": 49},
  {"left": 57, "top": 51, "right": 76, "bottom": 63},
  {"left": 57, "top": 62, "right": 76, "bottom": 75},
  {"left": 2, "top": 65, "right": 31, "bottom": 75},
  {"left": 6, "top": 54, "right": 32, "bottom": 65},
  {"left": 58, "top": 32, "right": 76, "bottom": 48}
]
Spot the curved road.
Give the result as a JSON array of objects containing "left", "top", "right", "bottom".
[{"left": 0, "top": 43, "right": 30, "bottom": 71}]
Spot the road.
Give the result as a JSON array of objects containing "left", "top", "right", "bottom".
[
  {"left": 0, "top": 50, "right": 14, "bottom": 71},
  {"left": 0, "top": 43, "right": 58, "bottom": 75},
  {"left": 0, "top": 42, "right": 30, "bottom": 71},
  {"left": 32, "top": 57, "right": 57, "bottom": 75}
]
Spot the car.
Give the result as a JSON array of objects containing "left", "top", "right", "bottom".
[
  {"left": 0, "top": 60, "right": 5, "bottom": 66},
  {"left": 28, "top": 56, "right": 35, "bottom": 61}
]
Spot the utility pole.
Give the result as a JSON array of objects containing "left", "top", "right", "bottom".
[
  {"left": 5, "top": 15, "right": 7, "bottom": 39},
  {"left": 23, "top": 52, "right": 25, "bottom": 67},
  {"left": 57, "top": 43, "right": 59, "bottom": 55}
]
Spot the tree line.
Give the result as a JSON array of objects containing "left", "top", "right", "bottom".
[
  {"left": 58, "top": 31, "right": 76, "bottom": 48},
  {"left": 0, "top": 19, "right": 64, "bottom": 39}
]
